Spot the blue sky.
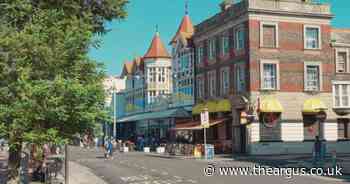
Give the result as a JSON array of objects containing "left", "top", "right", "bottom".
[{"left": 88, "top": 0, "right": 350, "bottom": 76}]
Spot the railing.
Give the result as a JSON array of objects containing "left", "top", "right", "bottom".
[{"left": 248, "top": 0, "right": 331, "bottom": 15}]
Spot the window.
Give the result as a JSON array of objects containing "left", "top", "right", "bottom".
[
  {"left": 208, "top": 39, "right": 216, "bottom": 60},
  {"left": 338, "top": 119, "right": 349, "bottom": 140},
  {"left": 303, "top": 115, "right": 320, "bottom": 140},
  {"left": 220, "top": 67, "right": 230, "bottom": 95},
  {"left": 333, "top": 83, "right": 350, "bottom": 108},
  {"left": 259, "top": 113, "right": 282, "bottom": 141},
  {"left": 336, "top": 49, "right": 349, "bottom": 73},
  {"left": 236, "top": 64, "right": 246, "bottom": 92},
  {"left": 197, "top": 75, "right": 204, "bottom": 98},
  {"left": 208, "top": 70, "right": 216, "bottom": 97},
  {"left": 304, "top": 63, "right": 321, "bottom": 91},
  {"left": 197, "top": 46, "right": 204, "bottom": 64},
  {"left": 222, "top": 35, "right": 230, "bottom": 55},
  {"left": 260, "top": 22, "right": 278, "bottom": 48},
  {"left": 235, "top": 27, "right": 245, "bottom": 50},
  {"left": 261, "top": 60, "right": 279, "bottom": 90},
  {"left": 304, "top": 25, "right": 321, "bottom": 49},
  {"left": 149, "top": 68, "right": 156, "bottom": 82}
]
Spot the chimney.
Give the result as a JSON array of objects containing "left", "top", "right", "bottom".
[{"left": 220, "top": 0, "right": 233, "bottom": 12}]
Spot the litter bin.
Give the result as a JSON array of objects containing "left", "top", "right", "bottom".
[{"left": 205, "top": 144, "right": 214, "bottom": 160}]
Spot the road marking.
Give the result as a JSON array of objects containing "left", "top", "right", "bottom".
[
  {"left": 187, "top": 179, "right": 198, "bottom": 183},
  {"left": 161, "top": 171, "right": 168, "bottom": 175}
]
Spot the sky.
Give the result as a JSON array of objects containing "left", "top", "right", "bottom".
[{"left": 88, "top": 0, "right": 350, "bottom": 76}]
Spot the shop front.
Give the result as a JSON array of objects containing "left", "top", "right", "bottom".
[
  {"left": 172, "top": 99, "right": 233, "bottom": 154},
  {"left": 117, "top": 108, "right": 191, "bottom": 148},
  {"left": 246, "top": 95, "right": 349, "bottom": 155}
]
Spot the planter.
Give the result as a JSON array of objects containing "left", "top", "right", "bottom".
[
  {"left": 156, "top": 147, "right": 165, "bottom": 154},
  {"left": 143, "top": 147, "right": 150, "bottom": 153},
  {"left": 122, "top": 147, "right": 129, "bottom": 153}
]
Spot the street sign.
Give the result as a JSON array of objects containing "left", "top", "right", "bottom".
[{"left": 201, "top": 110, "right": 209, "bottom": 128}]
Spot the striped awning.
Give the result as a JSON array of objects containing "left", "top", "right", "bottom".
[{"left": 173, "top": 118, "right": 230, "bottom": 130}]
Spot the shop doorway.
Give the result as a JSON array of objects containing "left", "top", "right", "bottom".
[{"left": 232, "top": 125, "right": 247, "bottom": 154}]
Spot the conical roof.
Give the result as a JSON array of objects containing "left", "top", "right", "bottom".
[
  {"left": 170, "top": 14, "right": 194, "bottom": 44},
  {"left": 144, "top": 32, "right": 171, "bottom": 59}
]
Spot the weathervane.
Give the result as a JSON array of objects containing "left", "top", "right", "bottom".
[{"left": 185, "top": 0, "right": 189, "bottom": 15}]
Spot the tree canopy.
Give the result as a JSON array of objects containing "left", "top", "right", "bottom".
[{"left": 0, "top": 0, "right": 128, "bottom": 178}]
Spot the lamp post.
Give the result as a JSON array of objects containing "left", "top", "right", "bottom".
[{"left": 113, "top": 80, "right": 117, "bottom": 140}]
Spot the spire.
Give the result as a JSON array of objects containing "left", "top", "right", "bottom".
[
  {"left": 170, "top": 4, "right": 194, "bottom": 44},
  {"left": 143, "top": 29, "right": 171, "bottom": 59}
]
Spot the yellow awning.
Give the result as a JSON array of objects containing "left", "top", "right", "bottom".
[
  {"left": 192, "top": 103, "right": 205, "bottom": 115},
  {"left": 260, "top": 96, "right": 284, "bottom": 113},
  {"left": 302, "top": 98, "right": 327, "bottom": 113},
  {"left": 216, "top": 99, "right": 232, "bottom": 112},
  {"left": 206, "top": 101, "right": 218, "bottom": 113}
]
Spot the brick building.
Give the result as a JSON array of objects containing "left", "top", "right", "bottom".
[{"left": 192, "top": 0, "right": 350, "bottom": 154}]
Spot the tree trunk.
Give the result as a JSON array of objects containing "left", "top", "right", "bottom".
[{"left": 8, "top": 141, "right": 22, "bottom": 181}]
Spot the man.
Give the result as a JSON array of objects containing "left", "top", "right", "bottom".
[{"left": 107, "top": 139, "right": 114, "bottom": 159}]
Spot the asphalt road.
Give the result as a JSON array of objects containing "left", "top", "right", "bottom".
[{"left": 70, "top": 147, "right": 350, "bottom": 184}]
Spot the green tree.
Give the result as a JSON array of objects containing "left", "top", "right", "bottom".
[{"left": 0, "top": 0, "right": 128, "bottom": 180}]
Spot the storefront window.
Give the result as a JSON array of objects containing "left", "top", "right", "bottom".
[
  {"left": 259, "top": 113, "right": 281, "bottom": 141},
  {"left": 338, "top": 118, "right": 350, "bottom": 140},
  {"left": 303, "top": 115, "right": 321, "bottom": 140}
]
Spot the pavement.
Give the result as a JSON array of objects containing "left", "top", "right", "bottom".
[
  {"left": 70, "top": 146, "right": 350, "bottom": 184},
  {"left": 68, "top": 161, "right": 108, "bottom": 184}
]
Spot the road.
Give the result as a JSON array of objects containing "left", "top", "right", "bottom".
[{"left": 70, "top": 147, "right": 350, "bottom": 184}]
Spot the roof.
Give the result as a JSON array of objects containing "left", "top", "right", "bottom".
[
  {"left": 143, "top": 32, "right": 171, "bottom": 59},
  {"left": 332, "top": 28, "right": 350, "bottom": 44},
  {"left": 170, "top": 14, "right": 194, "bottom": 44},
  {"left": 117, "top": 108, "right": 191, "bottom": 123},
  {"left": 132, "top": 57, "right": 144, "bottom": 72},
  {"left": 121, "top": 61, "right": 134, "bottom": 77}
]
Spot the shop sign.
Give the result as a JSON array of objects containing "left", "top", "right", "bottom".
[{"left": 201, "top": 110, "right": 209, "bottom": 128}]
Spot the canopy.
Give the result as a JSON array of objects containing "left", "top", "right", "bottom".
[
  {"left": 259, "top": 96, "right": 284, "bottom": 113},
  {"left": 302, "top": 98, "right": 327, "bottom": 113},
  {"left": 192, "top": 100, "right": 232, "bottom": 115},
  {"left": 173, "top": 118, "right": 230, "bottom": 130},
  {"left": 117, "top": 108, "right": 191, "bottom": 123},
  {"left": 216, "top": 99, "right": 232, "bottom": 112}
]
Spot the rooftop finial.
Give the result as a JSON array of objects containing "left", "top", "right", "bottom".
[
  {"left": 155, "top": 24, "right": 159, "bottom": 35},
  {"left": 185, "top": 0, "right": 189, "bottom": 15}
]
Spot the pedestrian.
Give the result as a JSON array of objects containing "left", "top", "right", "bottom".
[
  {"left": 108, "top": 139, "right": 114, "bottom": 159},
  {"left": 314, "top": 136, "right": 322, "bottom": 163}
]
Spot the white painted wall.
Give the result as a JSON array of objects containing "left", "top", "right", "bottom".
[{"left": 281, "top": 122, "right": 303, "bottom": 141}]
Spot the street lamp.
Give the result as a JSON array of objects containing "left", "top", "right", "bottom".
[{"left": 113, "top": 79, "right": 117, "bottom": 140}]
